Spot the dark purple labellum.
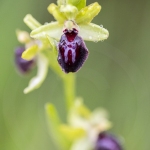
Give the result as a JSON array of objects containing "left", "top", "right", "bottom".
[
  {"left": 95, "top": 132, "right": 123, "bottom": 150},
  {"left": 15, "top": 47, "right": 34, "bottom": 74},
  {"left": 58, "top": 28, "right": 88, "bottom": 73}
]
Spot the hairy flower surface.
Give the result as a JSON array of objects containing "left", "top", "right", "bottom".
[{"left": 58, "top": 28, "right": 88, "bottom": 73}]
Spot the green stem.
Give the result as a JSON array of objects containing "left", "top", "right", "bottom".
[
  {"left": 63, "top": 73, "right": 75, "bottom": 111},
  {"left": 44, "top": 49, "right": 76, "bottom": 111}
]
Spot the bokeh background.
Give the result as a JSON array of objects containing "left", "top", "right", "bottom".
[{"left": 0, "top": 0, "right": 150, "bottom": 149}]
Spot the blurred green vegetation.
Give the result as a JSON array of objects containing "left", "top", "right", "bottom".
[{"left": 0, "top": 0, "right": 150, "bottom": 150}]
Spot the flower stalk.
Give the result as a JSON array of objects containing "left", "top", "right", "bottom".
[
  {"left": 63, "top": 73, "right": 75, "bottom": 110},
  {"left": 43, "top": 49, "right": 75, "bottom": 111}
]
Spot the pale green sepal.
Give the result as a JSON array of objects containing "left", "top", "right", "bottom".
[
  {"left": 30, "top": 22, "right": 63, "bottom": 41},
  {"left": 67, "top": 0, "right": 86, "bottom": 11},
  {"left": 59, "top": 124, "right": 85, "bottom": 141},
  {"left": 47, "top": 3, "right": 67, "bottom": 23},
  {"left": 22, "top": 45, "right": 38, "bottom": 61},
  {"left": 79, "top": 23, "right": 109, "bottom": 42},
  {"left": 71, "top": 137, "right": 93, "bottom": 150},
  {"left": 60, "top": 4, "right": 78, "bottom": 20},
  {"left": 24, "top": 53, "right": 49, "bottom": 94},
  {"left": 24, "top": 14, "right": 41, "bottom": 30},
  {"left": 76, "top": 2, "right": 101, "bottom": 24},
  {"left": 45, "top": 103, "right": 70, "bottom": 150}
]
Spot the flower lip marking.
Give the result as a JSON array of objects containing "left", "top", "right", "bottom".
[{"left": 58, "top": 28, "right": 88, "bottom": 73}]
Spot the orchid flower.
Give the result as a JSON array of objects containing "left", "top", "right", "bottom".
[
  {"left": 46, "top": 98, "right": 112, "bottom": 150},
  {"left": 24, "top": 0, "right": 109, "bottom": 73},
  {"left": 18, "top": 0, "right": 109, "bottom": 93},
  {"left": 16, "top": 29, "right": 49, "bottom": 94}
]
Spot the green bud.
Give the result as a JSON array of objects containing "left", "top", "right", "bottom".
[{"left": 67, "top": 0, "right": 86, "bottom": 10}]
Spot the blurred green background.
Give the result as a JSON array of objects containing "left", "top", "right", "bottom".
[{"left": 0, "top": 0, "right": 150, "bottom": 149}]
